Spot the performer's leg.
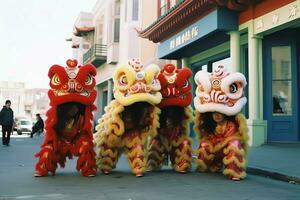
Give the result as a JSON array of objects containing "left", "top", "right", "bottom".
[
  {"left": 195, "top": 141, "right": 215, "bottom": 172},
  {"left": 96, "top": 137, "right": 120, "bottom": 175},
  {"left": 34, "top": 143, "right": 58, "bottom": 177},
  {"left": 208, "top": 154, "right": 223, "bottom": 173},
  {"left": 172, "top": 137, "right": 192, "bottom": 173},
  {"left": 75, "top": 135, "right": 97, "bottom": 177},
  {"left": 6, "top": 126, "right": 12, "bottom": 145},
  {"left": 223, "top": 140, "right": 247, "bottom": 180},
  {"left": 30, "top": 127, "right": 37, "bottom": 138},
  {"left": 2, "top": 125, "right": 6, "bottom": 145},
  {"left": 147, "top": 137, "right": 166, "bottom": 171},
  {"left": 124, "top": 132, "right": 146, "bottom": 177}
]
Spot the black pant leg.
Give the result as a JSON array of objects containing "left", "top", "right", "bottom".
[
  {"left": 2, "top": 126, "right": 6, "bottom": 145},
  {"left": 6, "top": 126, "right": 12, "bottom": 145}
]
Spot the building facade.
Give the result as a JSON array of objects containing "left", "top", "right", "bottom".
[
  {"left": 24, "top": 88, "right": 49, "bottom": 119},
  {"left": 139, "top": 0, "right": 300, "bottom": 146},
  {"left": 0, "top": 81, "right": 26, "bottom": 116},
  {"left": 0, "top": 81, "right": 49, "bottom": 119},
  {"left": 71, "top": 0, "right": 164, "bottom": 120}
]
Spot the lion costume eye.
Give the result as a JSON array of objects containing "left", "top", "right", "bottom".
[
  {"left": 229, "top": 83, "right": 238, "bottom": 93},
  {"left": 51, "top": 74, "right": 60, "bottom": 85},
  {"left": 85, "top": 74, "right": 93, "bottom": 85},
  {"left": 183, "top": 80, "right": 189, "bottom": 88},
  {"left": 119, "top": 74, "right": 128, "bottom": 85}
]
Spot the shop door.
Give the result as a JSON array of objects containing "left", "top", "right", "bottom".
[{"left": 264, "top": 37, "right": 299, "bottom": 142}]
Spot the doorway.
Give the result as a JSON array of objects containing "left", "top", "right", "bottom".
[{"left": 263, "top": 29, "right": 299, "bottom": 142}]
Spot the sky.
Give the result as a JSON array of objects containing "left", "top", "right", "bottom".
[{"left": 0, "top": 0, "right": 97, "bottom": 89}]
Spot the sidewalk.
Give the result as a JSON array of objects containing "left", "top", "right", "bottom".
[{"left": 247, "top": 143, "right": 300, "bottom": 184}]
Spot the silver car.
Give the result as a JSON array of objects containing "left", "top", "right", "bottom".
[{"left": 15, "top": 118, "right": 32, "bottom": 135}]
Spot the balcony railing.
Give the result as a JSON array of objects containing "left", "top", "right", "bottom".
[{"left": 83, "top": 44, "right": 107, "bottom": 67}]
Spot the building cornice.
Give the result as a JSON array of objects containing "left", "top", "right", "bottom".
[{"left": 138, "top": 0, "right": 260, "bottom": 43}]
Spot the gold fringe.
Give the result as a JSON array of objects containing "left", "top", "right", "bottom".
[
  {"left": 194, "top": 112, "right": 249, "bottom": 153},
  {"left": 223, "top": 156, "right": 246, "bottom": 168},
  {"left": 195, "top": 159, "right": 208, "bottom": 172},
  {"left": 223, "top": 144, "right": 246, "bottom": 156},
  {"left": 235, "top": 113, "right": 249, "bottom": 154},
  {"left": 182, "top": 106, "right": 193, "bottom": 137},
  {"left": 94, "top": 97, "right": 161, "bottom": 175},
  {"left": 223, "top": 168, "right": 246, "bottom": 179},
  {"left": 197, "top": 148, "right": 214, "bottom": 160},
  {"left": 99, "top": 148, "right": 119, "bottom": 158}
]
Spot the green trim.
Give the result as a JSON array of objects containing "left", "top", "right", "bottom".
[
  {"left": 188, "top": 33, "right": 248, "bottom": 66},
  {"left": 189, "top": 41, "right": 230, "bottom": 64},
  {"left": 239, "top": 20, "right": 252, "bottom": 32}
]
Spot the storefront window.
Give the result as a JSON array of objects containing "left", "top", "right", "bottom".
[{"left": 271, "top": 46, "right": 292, "bottom": 115}]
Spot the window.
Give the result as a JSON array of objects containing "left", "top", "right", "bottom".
[
  {"left": 132, "top": 0, "right": 139, "bottom": 21},
  {"left": 113, "top": 0, "right": 120, "bottom": 43},
  {"left": 114, "top": 0, "right": 120, "bottom": 15},
  {"left": 125, "top": 0, "right": 128, "bottom": 22},
  {"left": 271, "top": 46, "right": 292, "bottom": 115},
  {"left": 160, "top": 0, "right": 168, "bottom": 16},
  {"left": 114, "top": 18, "right": 120, "bottom": 42}
]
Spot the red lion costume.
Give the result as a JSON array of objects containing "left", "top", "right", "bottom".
[
  {"left": 35, "top": 59, "right": 97, "bottom": 177},
  {"left": 147, "top": 64, "right": 193, "bottom": 173}
]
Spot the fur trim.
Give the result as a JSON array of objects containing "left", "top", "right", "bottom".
[
  {"left": 195, "top": 159, "right": 208, "bottom": 172},
  {"left": 223, "top": 168, "right": 246, "bottom": 179},
  {"left": 194, "top": 96, "right": 247, "bottom": 116},
  {"left": 194, "top": 71, "right": 211, "bottom": 93},
  {"left": 222, "top": 156, "right": 247, "bottom": 168}
]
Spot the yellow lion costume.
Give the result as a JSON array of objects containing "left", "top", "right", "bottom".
[{"left": 94, "top": 59, "right": 161, "bottom": 177}]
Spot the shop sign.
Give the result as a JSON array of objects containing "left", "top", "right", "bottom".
[{"left": 254, "top": 0, "right": 300, "bottom": 34}]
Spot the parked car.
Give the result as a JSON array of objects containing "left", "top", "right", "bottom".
[{"left": 15, "top": 117, "right": 32, "bottom": 135}]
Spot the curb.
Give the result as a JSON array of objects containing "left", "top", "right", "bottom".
[{"left": 247, "top": 167, "right": 300, "bottom": 185}]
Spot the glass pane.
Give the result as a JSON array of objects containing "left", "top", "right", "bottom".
[
  {"left": 132, "top": 0, "right": 139, "bottom": 21},
  {"left": 271, "top": 46, "right": 291, "bottom": 80},
  {"left": 272, "top": 80, "right": 292, "bottom": 115},
  {"left": 114, "top": 18, "right": 120, "bottom": 43},
  {"left": 114, "top": 0, "right": 120, "bottom": 16}
]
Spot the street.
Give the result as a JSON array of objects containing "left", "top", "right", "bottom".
[{"left": 0, "top": 136, "right": 299, "bottom": 200}]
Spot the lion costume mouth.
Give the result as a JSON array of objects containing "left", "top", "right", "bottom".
[
  {"left": 113, "top": 64, "right": 162, "bottom": 106},
  {"left": 53, "top": 90, "right": 90, "bottom": 97}
]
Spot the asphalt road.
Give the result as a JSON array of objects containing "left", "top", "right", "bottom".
[{"left": 0, "top": 135, "right": 299, "bottom": 200}]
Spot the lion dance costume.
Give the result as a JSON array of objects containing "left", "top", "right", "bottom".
[
  {"left": 35, "top": 59, "right": 97, "bottom": 177},
  {"left": 147, "top": 64, "right": 193, "bottom": 173},
  {"left": 194, "top": 65, "right": 249, "bottom": 180},
  {"left": 94, "top": 59, "right": 161, "bottom": 177}
]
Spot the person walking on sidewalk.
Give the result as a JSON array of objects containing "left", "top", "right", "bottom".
[
  {"left": 30, "top": 113, "right": 44, "bottom": 138},
  {"left": 0, "top": 100, "right": 14, "bottom": 146}
]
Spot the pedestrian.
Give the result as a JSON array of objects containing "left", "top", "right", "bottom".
[
  {"left": 30, "top": 113, "right": 44, "bottom": 138},
  {"left": 0, "top": 100, "right": 14, "bottom": 146}
]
